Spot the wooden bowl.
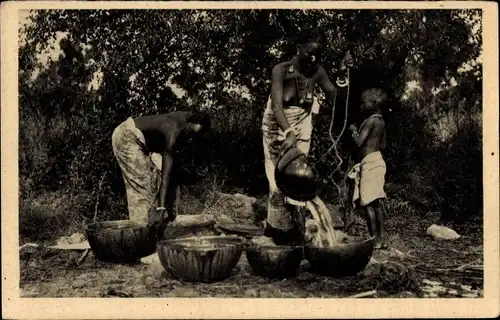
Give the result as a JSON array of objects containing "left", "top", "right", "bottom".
[
  {"left": 157, "top": 236, "right": 245, "bottom": 283},
  {"left": 85, "top": 220, "right": 157, "bottom": 263},
  {"left": 245, "top": 245, "right": 304, "bottom": 279},
  {"left": 304, "top": 238, "right": 374, "bottom": 277}
]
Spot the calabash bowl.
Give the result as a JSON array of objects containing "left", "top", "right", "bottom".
[
  {"left": 275, "top": 147, "right": 318, "bottom": 202},
  {"left": 85, "top": 220, "right": 157, "bottom": 263},
  {"left": 304, "top": 237, "right": 374, "bottom": 277},
  {"left": 245, "top": 245, "right": 304, "bottom": 279},
  {"left": 157, "top": 235, "right": 245, "bottom": 283}
]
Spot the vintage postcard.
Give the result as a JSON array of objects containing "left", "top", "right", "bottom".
[{"left": 2, "top": 1, "right": 499, "bottom": 319}]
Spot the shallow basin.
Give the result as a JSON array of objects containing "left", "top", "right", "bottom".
[
  {"left": 157, "top": 235, "right": 245, "bottom": 283},
  {"left": 304, "top": 237, "right": 374, "bottom": 277},
  {"left": 85, "top": 220, "right": 157, "bottom": 263}
]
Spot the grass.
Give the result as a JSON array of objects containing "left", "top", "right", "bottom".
[
  {"left": 18, "top": 169, "right": 484, "bottom": 299},
  {"left": 19, "top": 160, "right": 483, "bottom": 244},
  {"left": 19, "top": 168, "right": 271, "bottom": 244},
  {"left": 19, "top": 190, "right": 86, "bottom": 243}
]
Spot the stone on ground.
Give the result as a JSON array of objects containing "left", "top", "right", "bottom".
[
  {"left": 56, "top": 232, "right": 86, "bottom": 245},
  {"left": 426, "top": 224, "right": 461, "bottom": 240},
  {"left": 163, "top": 214, "right": 218, "bottom": 239},
  {"left": 202, "top": 192, "right": 264, "bottom": 225},
  {"left": 169, "top": 214, "right": 215, "bottom": 227},
  {"left": 49, "top": 232, "right": 90, "bottom": 250}
]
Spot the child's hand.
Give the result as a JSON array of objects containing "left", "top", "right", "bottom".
[{"left": 349, "top": 124, "right": 357, "bottom": 133}]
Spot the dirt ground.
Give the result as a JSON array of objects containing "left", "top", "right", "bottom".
[{"left": 19, "top": 215, "right": 483, "bottom": 298}]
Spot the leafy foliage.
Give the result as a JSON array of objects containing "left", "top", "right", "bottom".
[{"left": 19, "top": 9, "right": 482, "bottom": 225}]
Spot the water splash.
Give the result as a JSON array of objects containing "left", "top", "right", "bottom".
[{"left": 305, "top": 197, "right": 339, "bottom": 247}]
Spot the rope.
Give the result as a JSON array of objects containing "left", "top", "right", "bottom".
[{"left": 315, "top": 68, "right": 350, "bottom": 206}]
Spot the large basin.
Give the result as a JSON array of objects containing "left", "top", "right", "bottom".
[
  {"left": 85, "top": 220, "right": 157, "bottom": 263},
  {"left": 157, "top": 235, "right": 245, "bottom": 283}
]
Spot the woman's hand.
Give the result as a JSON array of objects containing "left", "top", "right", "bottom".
[
  {"left": 147, "top": 207, "right": 166, "bottom": 230},
  {"left": 165, "top": 209, "right": 177, "bottom": 223},
  {"left": 281, "top": 131, "right": 297, "bottom": 154},
  {"left": 349, "top": 124, "right": 358, "bottom": 133}
]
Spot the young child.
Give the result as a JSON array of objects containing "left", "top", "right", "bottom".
[{"left": 347, "top": 88, "right": 388, "bottom": 249}]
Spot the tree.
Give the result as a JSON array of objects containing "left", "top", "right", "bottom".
[{"left": 19, "top": 9, "right": 482, "bottom": 222}]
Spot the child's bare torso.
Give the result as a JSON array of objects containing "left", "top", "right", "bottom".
[{"left": 356, "top": 114, "right": 386, "bottom": 162}]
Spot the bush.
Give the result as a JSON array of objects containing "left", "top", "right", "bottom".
[
  {"left": 18, "top": 10, "right": 482, "bottom": 237},
  {"left": 19, "top": 190, "right": 85, "bottom": 241},
  {"left": 432, "top": 120, "right": 482, "bottom": 224}
]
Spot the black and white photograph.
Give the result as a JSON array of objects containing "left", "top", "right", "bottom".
[{"left": 2, "top": 1, "right": 499, "bottom": 318}]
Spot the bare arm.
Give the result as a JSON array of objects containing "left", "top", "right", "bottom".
[
  {"left": 351, "top": 118, "right": 375, "bottom": 147},
  {"left": 330, "top": 50, "right": 353, "bottom": 102},
  {"left": 157, "top": 151, "right": 173, "bottom": 209},
  {"left": 270, "top": 64, "right": 292, "bottom": 132},
  {"left": 317, "top": 66, "right": 337, "bottom": 101},
  {"left": 147, "top": 129, "right": 178, "bottom": 229},
  {"left": 317, "top": 66, "right": 350, "bottom": 102},
  {"left": 156, "top": 128, "right": 177, "bottom": 209}
]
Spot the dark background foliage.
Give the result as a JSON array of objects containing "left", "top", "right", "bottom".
[{"left": 18, "top": 9, "right": 482, "bottom": 239}]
